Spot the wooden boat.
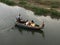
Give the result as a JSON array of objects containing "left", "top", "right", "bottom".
[{"left": 15, "top": 21, "right": 44, "bottom": 30}]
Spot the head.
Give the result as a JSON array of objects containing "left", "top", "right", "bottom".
[
  {"left": 31, "top": 20, "right": 34, "bottom": 23},
  {"left": 19, "top": 14, "right": 21, "bottom": 16},
  {"left": 26, "top": 20, "right": 28, "bottom": 22}
]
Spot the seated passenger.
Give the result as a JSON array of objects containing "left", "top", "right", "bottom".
[
  {"left": 26, "top": 20, "right": 35, "bottom": 27},
  {"left": 16, "top": 14, "right": 21, "bottom": 22},
  {"left": 30, "top": 20, "right": 35, "bottom": 27},
  {"left": 26, "top": 20, "right": 31, "bottom": 26}
]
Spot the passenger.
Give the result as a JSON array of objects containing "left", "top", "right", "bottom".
[
  {"left": 16, "top": 14, "right": 21, "bottom": 22},
  {"left": 26, "top": 20, "right": 31, "bottom": 26},
  {"left": 16, "top": 14, "right": 20, "bottom": 20},
  {"left": 30, "top": 20, "right": 35, "bottom": 27},
  {"left": 26, "top": 20, "right": 35, "bottom": 27}
]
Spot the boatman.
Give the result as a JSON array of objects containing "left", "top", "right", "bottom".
[{"left": 16, "top": 14, "right": 21, "bottom": 22}]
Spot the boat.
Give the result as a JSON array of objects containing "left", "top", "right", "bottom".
[{"left": 15, "top": 21, "right": 44, "bottom": 30}]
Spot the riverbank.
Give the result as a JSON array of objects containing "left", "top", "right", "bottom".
[{"left": 0, "top": 0, "right": 60, "bottom": 18}]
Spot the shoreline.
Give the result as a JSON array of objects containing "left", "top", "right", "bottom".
[{"left": 0, "top": 0, "right": 60, "bottom": 18}]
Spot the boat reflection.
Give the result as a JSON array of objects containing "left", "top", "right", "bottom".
[{"left": 15, "top": 26, "right": 45, "bottom": 38}]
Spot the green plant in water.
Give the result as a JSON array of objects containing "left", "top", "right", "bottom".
[
  {"left": 30, "top": 6, "right": 50, "bottom": 15},
  {"left": 51, "top": 4, "right": 59, "bottom": 8},
  {"left": 0, "top": 0, "right": 16, "bottom": 5},
  {"left": 19, "top": 1, "right": 27, "bottom": 5},
  {"left": 50, "top": 9, "right": 60, "bottom": 17}
]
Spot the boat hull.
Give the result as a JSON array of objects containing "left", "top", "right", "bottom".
[{"left": 15, "top": 22, "right": 41, "bottom": 30}]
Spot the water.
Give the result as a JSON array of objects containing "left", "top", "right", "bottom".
[{"left": 0, "top": 3, "right": 60, "bottom": 45}]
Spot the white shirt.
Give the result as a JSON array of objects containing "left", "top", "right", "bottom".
[{"left": 26, "top": 22, "right": 29, "bottom": 25}]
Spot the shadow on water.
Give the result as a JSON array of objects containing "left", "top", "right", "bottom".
[{"left": 15, "top": 26, "right": 45, "bottom": 38}]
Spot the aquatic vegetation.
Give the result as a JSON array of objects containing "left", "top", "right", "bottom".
[
  {"left": 30, "top": 7, "right": 50, "bottom": 15},
  {"left": 50, "top": 9, "right": 60, "bottom": 17},
  {"left": 19, "top": 2, "right": 60, "bottom": 16},
  {"left": 0, "top": 0, "right": 60, "bottom": 17},
  {"left": 0, "top": 0, "right": 16, "bottom": 5}
]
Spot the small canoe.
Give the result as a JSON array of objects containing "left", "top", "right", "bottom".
[{"left": 15, "top": 21, "right": 44, "bottom": 30}]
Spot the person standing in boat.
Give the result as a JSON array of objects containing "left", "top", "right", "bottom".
[{"left": 16, "top": 14, "right": 21, "bottom": 22}]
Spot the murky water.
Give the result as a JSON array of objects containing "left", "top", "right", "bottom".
[{"left": 0, "top": 3, "right": 60, "bottom": 45}]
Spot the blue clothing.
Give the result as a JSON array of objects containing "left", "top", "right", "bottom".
[{"left": 16, "top": 16, "right": 20, "bottom": 20}]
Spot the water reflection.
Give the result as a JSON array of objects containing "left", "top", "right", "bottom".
[{"left": 15, "top": 26, "right": 45, "bottom": 38}]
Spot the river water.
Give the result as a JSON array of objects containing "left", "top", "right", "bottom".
[{"left": 0, "top": 3, "right": 60, "bottom": 45}]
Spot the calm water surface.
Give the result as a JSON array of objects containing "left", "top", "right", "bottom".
[{"left": 0, "top": 3, "right": 60, "bottom": 45}]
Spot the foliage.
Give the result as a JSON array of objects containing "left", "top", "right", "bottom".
[
  {"left": 19, "top": 1, "right": 27, "bottom": 5},
  {"left": 0, "top": 0, "right": 16, "bottom": 5},
  {"left": 30, "top": 6, "right": 50, "bottom": 15},
  {"left": 50, "top": 9, "right": 60, "bottom": 16},
  {"left": 0, "top": 0, "right": 60, "bottom": 17}
]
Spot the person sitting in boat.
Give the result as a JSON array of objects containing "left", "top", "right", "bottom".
[
  {"left": 30, "top": 20, "right": 35, "bottom": 27},
  {"left": 16, "top": 14, "right": 21, "bottom": 22},
  {"left": 26, "top": 20, "right": 35, "bottom": 27},
  {"left": 26, "top": 20, "right": 31, "bottom": 26}
]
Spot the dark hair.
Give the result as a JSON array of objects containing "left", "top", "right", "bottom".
[
  {"left": 26, "top": 20, "right": 28, "bottom": 22},
  {"left": 32, "top": 20, "right": 34, "bottom": 23},
  {"left": 19, "top": 14, "right": 21, "bottom": 16}
]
